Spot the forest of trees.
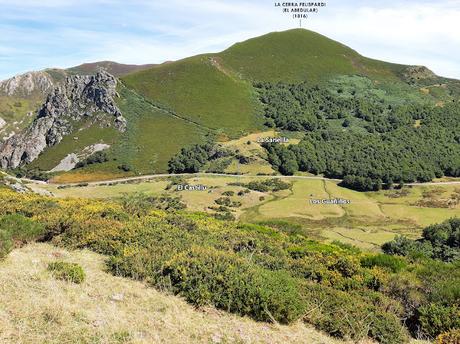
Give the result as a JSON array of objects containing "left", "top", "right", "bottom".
[
  {"left": 256, "top": 82, "right": 460, "bottom": 191},
  {"left": 168, "top": 143, "right": 224, "bottom": 173}
]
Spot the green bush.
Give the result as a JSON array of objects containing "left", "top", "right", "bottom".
[
  {"left": 0, "top": 214, "right": 45, "bottom": 243},
  {"left": 118, "top": 163, "right": 132, "bottom": 172},
  {"left": 382, "top": 235, "right": 433, "bottom": 260},
  {"left": 289, "top": 251, "right": 362, "bottom": 290},
  {"left": 245, "top": 179, "right": 292, "bottom": 192},
  {"left": 382, "top": 218, "right": 460, "bottom": 262},
  {"left": 119, "top": 192, "right": 185, "bottom": 216},
  {"left": 163, "top": 247, "right": 306, "bottom": 324},
  {"left": 257, "top": 220, "right": 304, "bottom": 236},
  {"left": 361, "top": 254, "right": 407, "bottom": 273},
  {"left": 215, "top": 197, "right": 232, "bottom": 207},
  {"left": 0, "top": 214, "right": 45, "bottom": 259},
  {"left": 75, "top": 151, "right": 109, "bottom": 169},
  {"left": 302, "top": 283, "right": 408, "bottom": 344},
  {"left": 237, "top": 223, "right": 284, "bottom": 240},
  {"left": 414, "top": 260, "right": 460, "bottom": 306},
  {"left": 48, "top": 261, "right": 86, "bottom": 284},
  {"left": 0, "top": 229, "right": 13, "bottom": 259},
  {"left": 214, "top": 211, "right": 236, "bottom": 221},
  {"left": 417, "top": 304, "right": 460, "bottom": 339},
  {"left": 368, "top": 311, "right": 409, "bottom": 344},
  {"left": 384, "top": 272, "right": 426, "bottom": 325}
]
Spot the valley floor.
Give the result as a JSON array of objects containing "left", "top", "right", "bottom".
[{"left": 29, "top": 175, "right": 460, "bottom": 251}]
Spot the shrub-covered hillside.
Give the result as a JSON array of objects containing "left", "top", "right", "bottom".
[{"left": 0, "top": 188, "right": 459, "bottom": 343}]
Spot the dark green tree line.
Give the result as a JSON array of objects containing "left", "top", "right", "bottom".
[{"left": 257, "top": 82, "right": 460, "bottom": 190}]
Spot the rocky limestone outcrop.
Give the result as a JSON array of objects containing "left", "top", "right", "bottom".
[
  {"left": 402, "top": 66, "right": 437, "bottom": 84},
  {"left": 0, "top": 71, "right": 55, "bottom": 97},
  {"left": 0, "top": 71, "right": 126, "bottom": 169}
]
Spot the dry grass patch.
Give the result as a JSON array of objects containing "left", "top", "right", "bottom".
[
  {"left": 0, "top": 243, "right": 348, "bottom": 344},
  {"left": 50, "top": 171, "right": 131, "bottom": 184}
]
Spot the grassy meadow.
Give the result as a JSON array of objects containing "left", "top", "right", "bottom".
[
  {"left": 0, "top": 96, "right": 39, "bottom": 139},
  {"left": 112, "top": 86, "right": 210, "bottom": 174},
  {"left": 30, "top": 123, "right": 120, "bottom": 171}
]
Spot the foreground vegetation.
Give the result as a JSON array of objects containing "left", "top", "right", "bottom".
[
  {"left": 0, "top": 243, "right": 346, "bottom": 344},
  {"left": 0, "top": 188, "right": 458, "bottom": 343},
  {"left": 383, "top": 218, "right": 460, "bottom": 262}
]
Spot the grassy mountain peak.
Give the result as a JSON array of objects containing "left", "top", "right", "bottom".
[{"left": 218, "top": 28, "right": 408, "bottom": 82}]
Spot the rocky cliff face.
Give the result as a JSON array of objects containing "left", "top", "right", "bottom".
[
  {"left": 0, "top": 71, "right": 56, "bottom": 97},
  {"left": 0, "top": 71, "right": 126, "bottom": 169}
]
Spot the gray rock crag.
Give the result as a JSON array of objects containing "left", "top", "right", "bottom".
[
  {"left": 0, "top": 71, "right": 55, "bottom": 97},
  {"left": 0, "top": 71, "right": 126, "bottom": 169}
]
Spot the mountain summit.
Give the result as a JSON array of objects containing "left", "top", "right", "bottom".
[{"left": 218, "top": 29, "right": 407, "bottom": 82}]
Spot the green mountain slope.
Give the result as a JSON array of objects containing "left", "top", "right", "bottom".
[
  {"left": 120, "top": 29, "right": 410, "bottom": 142},
  {"left": 113, "top": 86, "right": 209, "bottom": 174},
  {"left": 219, "top": 29, "right": 406, "bottom": 82},
  {"left": 119, "top": 29, "right": 414, "bottom": 143},
  {"left": 122, "top": 55, "right": 264, "bottom": 138}
]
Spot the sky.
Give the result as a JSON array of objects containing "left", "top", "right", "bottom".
[{"left": 1, "top": 0, "right": 460, "bottom": 80}]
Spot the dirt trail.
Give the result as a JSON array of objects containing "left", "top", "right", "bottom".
[{"left": 22, "top": 172, "right": 460, "bottom": 188}]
